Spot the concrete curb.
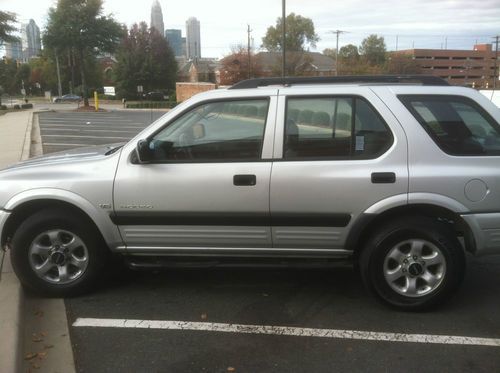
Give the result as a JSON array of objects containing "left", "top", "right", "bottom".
[
  {"left": 0, "top": 110, "right": 32, "bottom": 373},
  {"left": 0, "top": 251, "right": 24, "bottom": 373}
]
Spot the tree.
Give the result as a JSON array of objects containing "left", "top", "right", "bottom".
[
  {"left": 385, "top": 54, "right": 421, "bottom": 74},
  {"left": 323, "top": 48, "right": 336, "bottom": 59},
  {"left": 339, "top": 44, "right": 359, "bottom": 61},
  {"left": 0, "top": 11, "right": 18, "bottom": 43},
  {"left": 359, "top": 34, "right": 387, "bottom": 66},
  {"left": 262, "top": 13, "right": 319, "bottom": 52},
  {"left": 43, "top": 0, "right": 123, "bottom": 105},
  {"left": 114, "top": 23, "right": 177, "bottom": 99},
  {"left": 219, "top": 45, "right": 263, "bottom": 85}
]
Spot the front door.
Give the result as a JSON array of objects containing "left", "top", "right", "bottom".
[{"left": 113, "top": 96, "right": 276, "bottom": 253}]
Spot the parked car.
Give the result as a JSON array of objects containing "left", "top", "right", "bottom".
[
  {"left": 1, "top": 75, "right": 500, "bottom": 310},
  {"left": 52, "top": 94, "right": 82, "bottom": 103},
  {"left": 144, "top": 91, "right": 165, "bottom": 101}
]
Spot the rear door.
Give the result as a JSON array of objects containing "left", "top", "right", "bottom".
[{"left": 270, "top": 86, "right": 408, "bottom": 251}]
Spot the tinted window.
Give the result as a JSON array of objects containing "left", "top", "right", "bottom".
[
  {"left": 399, "top": 95, "right": 500, "bottom": 156},
  {"left": 149, "top": 99, "right": 268, "bottom": 161},
  {"left": 284, "top": 97, "right": 392, "bottom": 159}
]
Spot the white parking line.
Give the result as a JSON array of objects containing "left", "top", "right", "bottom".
[
  {"left": 72, "top": 318, "right": 500, "bottom": 348},
  {"left": 41, "top": 124, "right": 146, "bottom": 130},
  {"left": 43, "top": 143, "right": 88, "bottom": 147},
  {"left": 42, "top": 134, "right": 130, "bottom": 140},
  {"left": 42, "top": 128, "right": 139, "bottom": 134}
]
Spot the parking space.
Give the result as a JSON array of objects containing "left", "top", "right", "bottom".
[
  {"left": 66, "top": 256, "right": 500, "bottom": 372},
  {"left": 38, "top": 111, "right": 165, "bottom": 154},
  {"left": 35, "top": 110, "right": 500, "bottom": 372}
]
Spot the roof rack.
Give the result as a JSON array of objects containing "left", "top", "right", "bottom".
[{"left": 229, "top": 75, "right": 449, "bottom": 90}]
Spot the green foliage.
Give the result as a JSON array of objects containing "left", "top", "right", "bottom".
[
  {"left": 322, "top": 48, "right": 336, "bottom": 59},
  {"left": 0, "top": 58, "right": 19, "bottom": 94},
  {"left": 262, "top": 13, "right": 319, "bottom": 52},
  {"left": 385, "top": 54, "right": 421, "bottom": 74},
  {"left": 0, "top": 11, "right": 19, "bottom": 43},
  {"left": 359, "top": 34, "right": 387, "bottom": 66},
  {"left": 43, "top": 0, "right": 124, "bottom": 104},
  {"left": 114, "top": 23, "right": 178, "bottom": 99},
  {"left": 339, "top": 44, "right": 359, "bottom": 61}
]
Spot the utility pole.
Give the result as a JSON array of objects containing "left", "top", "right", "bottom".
[
  {"left": 329, "top": 30, "right": 348, "bottom": 76},
  {"left": 282, "top": 0, "right": 286, "bottom": 78},
  {"left": 395, "top": 35, "right": 399, "bottom": 51},
  {"left": 54, "top": 51, "right": 62, "bottom": 97},
  {"left": 247, "top": 24, "right": 252, "bottom": 79},
  {"left": 493, "top": 35, "right": 499, "bottom": 90}
]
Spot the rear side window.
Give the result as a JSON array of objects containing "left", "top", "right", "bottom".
[
  {"left": 284, "top": 97, "right": 392, "bottom": 159},
  {"left": 399, "top": 95, "right": 500, "bottom": 156}
]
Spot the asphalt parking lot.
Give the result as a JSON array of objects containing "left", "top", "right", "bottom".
[
  {"left": 36, "top": 111, "right": 500, "bottom": 372},
  {"left": 38, "top": 110, "right": 165, "bottom": 154}
]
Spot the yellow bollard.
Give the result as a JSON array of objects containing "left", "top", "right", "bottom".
[{"left": 94, "top": 91, "right": 99, "bottom": 112}]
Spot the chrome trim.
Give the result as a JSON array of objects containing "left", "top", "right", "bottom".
[{"left": 115, "top": 246, "right": 352, "bottom": 258}]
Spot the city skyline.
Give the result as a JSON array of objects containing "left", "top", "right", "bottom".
[
  {"left": 150, "top": 0, "right": 164, "bottom": 36},
  {"left": 0, "top": 0, "right": 498, "bottom": 58}
]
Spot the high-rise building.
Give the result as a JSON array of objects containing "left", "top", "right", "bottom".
[
  {"left": 20, "top": 19, "right": 41, "bottom": 61},
  {"left": 150, "top": 0, "right": 165, "bottom": 36},
  {"left": 4, "top": 41, "right": 23, "bottom": 62},
  {"left": 165, "top": 29, "right": 183, "bottom": 57},
  {"left": 186, "top": 17, "right": 201, "bottom": 60}
]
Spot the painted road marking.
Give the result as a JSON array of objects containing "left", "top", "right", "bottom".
[
  {"left": 42, "top": 128, "right": 140, "bottom": 134},
  {"left": 42, "top": 134, "right": 131, "bottom": 140},
  {"left": 72, "top": 318, "right": 500, "bottom": 348}
]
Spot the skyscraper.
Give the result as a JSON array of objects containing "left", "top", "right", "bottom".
[
  {"left": 165, "top": 29, "right": 183, "bottom": 57},
  {"left": 150, "top": 0, "right": 165, "bottom": 36},
  {"left": 20, "top": 19, "right": 41, "bottom": 61},
  {"left": 4, "top": 41, "right": 23, "bottom": 62},
  {"left": 186, "top": 17, "right": 201, "bottom": 60}
]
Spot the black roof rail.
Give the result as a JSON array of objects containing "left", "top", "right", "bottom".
[{"left": 229, "top": 75, "right": 449, "bottom": 89}]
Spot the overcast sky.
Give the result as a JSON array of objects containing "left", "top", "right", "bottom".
[{"left": 1, "top": 0, "right": 499, "bottom": 57}]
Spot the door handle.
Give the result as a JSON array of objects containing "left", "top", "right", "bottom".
[
  {"left": 371, "top": 172, "right": 396, "bottom": 184},
  {"left": 233, "top": 174, "right": 256, "bottom": 186}
]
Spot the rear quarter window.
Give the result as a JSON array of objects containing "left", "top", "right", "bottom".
[{"left": 399, "top": 95, "right": 500, "bottom": 156}]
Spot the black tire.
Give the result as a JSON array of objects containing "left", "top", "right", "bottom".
[
  {"left": 10, "top": 208, "right": 108, "bottom": 297},
  {"left": 359, "top": 216, "right": 465, "bottom": 311}
]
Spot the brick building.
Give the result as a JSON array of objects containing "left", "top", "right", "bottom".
[{"left": 393, "top": 44, "right": 498, "bottom": 88}]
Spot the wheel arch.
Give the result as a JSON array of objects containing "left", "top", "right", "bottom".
[
  {"left": 347, "top": 203, "right": 476, "bottom": 259},
  {"left": 1, "top": 192, "right": 121, "bottom": 250}
]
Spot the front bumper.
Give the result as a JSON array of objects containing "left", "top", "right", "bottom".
[
  {"left": 0, "top": 209, "right": 11, "bottom": 249},
  {"left": 461, "top": 213, "right": 500, "bottom": 256}
]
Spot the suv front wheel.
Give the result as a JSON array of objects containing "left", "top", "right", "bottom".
[
  {"left": 10, "top": 208, "right": 107, "bottom": 296},
  {"left": 360, "top": 216, "right": 465, "bottom": 311}
]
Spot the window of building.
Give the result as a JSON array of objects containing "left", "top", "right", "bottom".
[
  {"left": 148, "top": 99, "right": 269, "bottom": 162},
  {"left": 284, "top": 97, "right": 392, "bottom": 159},
  {"left": 399, "top": 95, "right": 500, "bottom": 156}
]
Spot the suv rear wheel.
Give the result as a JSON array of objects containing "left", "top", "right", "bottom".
[
  {"left": 10, "top": 208, "right": 108, "bottom": 296},
  {"left": 359, "top": 216, "right": 465, "bottom": 311}
]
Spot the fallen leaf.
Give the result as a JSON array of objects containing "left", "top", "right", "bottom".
[
  {"left": 40, "top": 331, "right": 47, "bottom": 337},
  {"left": 227, "top": 367, "right": 236, "bottom": 372},
  {"left": 30, "top": 363, "right": 41, "bottom": 369},
  {"left": 262, "top": 293, "right": 269, "bottom": 297},
  {"left": 34, "top": 311, "right": 44, "bottom": 318},
  {"left": 37, "top": 352, "right": 48, "bottom": 360},
  {"left": 60, "top": 334, "right": 67, "bottom": 337},
  {"left": 44, "top": 344, "right": 54, "bottom": 349},
  {"left": 32, "top": 336, "right": 43, "bottom": 343},
  {"left": 201, "top": 313, "right": 208, "bottom": 320},
  {"left": 24, "top": 353, "right": 37, "bottom": 360}
]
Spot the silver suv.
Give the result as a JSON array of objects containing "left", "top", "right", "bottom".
[{"left": 1, "top": 76, "right": 500, "bottom": 310}]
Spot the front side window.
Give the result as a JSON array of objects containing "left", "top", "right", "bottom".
[
  {"left": 399, "top": 95, "right": 500, "bottom": 156},
  {"left": 148, "top": 99, "right": 269, "bottom": 162},
  {"left": 284, "top": 97, "right": 392, "bottom": 159}
]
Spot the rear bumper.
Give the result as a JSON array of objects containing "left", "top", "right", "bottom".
[
  {"left": 461, "top": 213, "right": 500, "bottom": 256},
  {"left": 0, "top": 209, "right": 11, "bottom": 248}
]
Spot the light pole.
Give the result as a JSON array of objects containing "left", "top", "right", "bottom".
[{"left": 282, "top": 0, "right": 286, "bottom": 78}]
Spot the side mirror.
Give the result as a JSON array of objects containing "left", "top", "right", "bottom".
[{"left": 136, "top": 139, "right": 153, "bottom": 163}]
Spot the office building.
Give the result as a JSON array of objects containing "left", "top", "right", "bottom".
[
  {"left": 150, "top": 0, "right": 165, "bottom": 36},
  {"left": 392, "top": 44, "right": 498, "bottom": 88},
  {"left": 166, "top": 29, "right": 183, "bottom": 57},
  {"left": 186, "top": 17, "right": 201, "bottom": 60},
  {"left": 21, "top": 19, "right": 41, "bottom": 61},
  {"left": 4, "top": 41, "right": 23, "bottom": 62}
]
